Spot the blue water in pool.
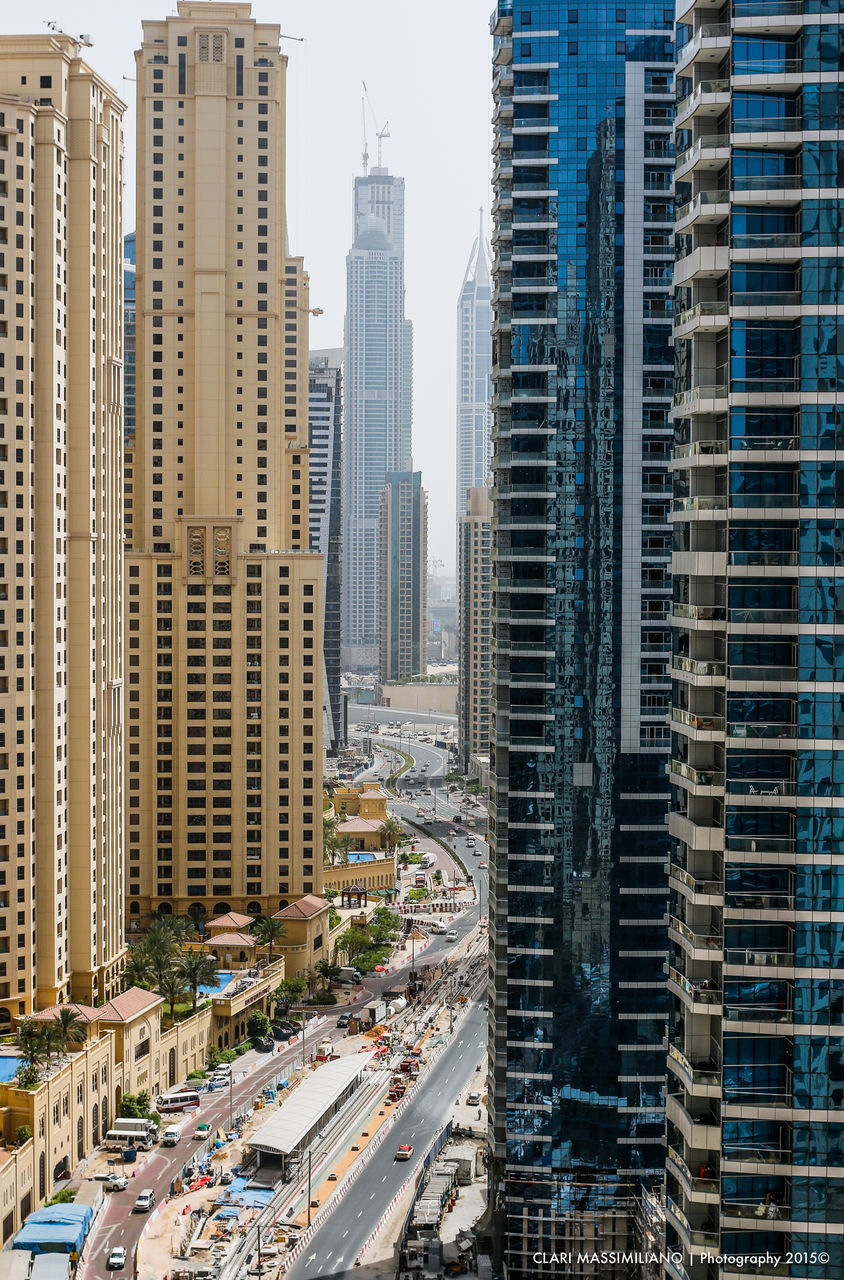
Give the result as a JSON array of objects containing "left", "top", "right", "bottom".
[
  {"left": 198, "top": 971, "right": 235, "bottom": 995},
  {"left": 0, "top": 1056, "right": 21, "bottom": 1082},
  {"left": 347, "top": 852, "right": 376, "bottom": 862}
]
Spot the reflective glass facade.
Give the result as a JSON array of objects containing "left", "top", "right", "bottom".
[
  {"left": 669, "top": 1, "right": 844, "bottom": 1276},
  {"left": 488, "top": 3, "right": 674, "bottom": 1274}
]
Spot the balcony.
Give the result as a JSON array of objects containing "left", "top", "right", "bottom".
[
  {"left": 675, "top": 245, "right": 730, "bottom": 286},
  {"left": 674, "top": 135, "right": 729, "bottom": 179},
  {"left": 672, "top": 385, "right": 729, "bottom": 414},
  {"left": 727, "top": 722, "right": 794, "bottom": 740},
  {"left": 668, "top": 966, "right": 722, "bottom": 1009},
  {"left": 675, "top": 79, "right": 730, "bottom": 127},
  {"left": 728, "top": 606, "right": 797, "bottom": 625},
  {"left": 727, "top": 550, "right": 797, "bottom": 566},
  {"left": 669, "top": 915, "right": 724, "bottom": 958},
  {"left": 673, "top": 602, "right": 726, "bottom": 621},
  {"left": 664, "top": 1195, "right": 720, "bottom": 1253},
  {"left": 668, "top": 1044, "right": 722, "bottom": 1093},
  {"left": 673, "top": 707, "right": 725, "bottom": 733},
  {"left": 665, "top": 1090, "right": 720, "bottom": 1152},
  {"left": 724, "top": 947, "right": 795, "bottom": 967},
  {"left": 727, "top": 664, "right": 796, "bottom": 683},
  {"left": 672, "top": 495, "right": 727, "bottom": 513},
  {"left": 671, "top": 760, "right": 725, "bottom": 788},
  {"left": 670, "top": 863, "right": 723, "bottom": 900},
  {"left": 673, "top": 301, "right": 729, "bottom": 337},
  {"left": 672, "top": 656, "right": 725, "bottom": 679},
  {"left": 677, "top": 23, "right": 731, "bottom": 73},
  {"left": 724, "top": 999, "right": 793, "bottom": 1024},
  {"left": 675, "top": 189, "right": 730, "bottom": 230},
  {"left": 726, "top": 777, "right": 795, "bottom": 797},
  {"left": 732, "top": 115, "right": 802, "bottom": 136},
  {"left": 667, "top": 1146, "right": 719, "bottom": 1205}
]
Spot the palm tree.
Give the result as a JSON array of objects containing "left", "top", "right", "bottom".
[
  {"left": 177, "top": 950, "right": 218, "bottom": 1014},
  {"left": 17, "top": 1018, "right": 49, "bottom": 1071},
  {"left": 379, "top": 817, "right": 404, "bottom": 855},
  {"left": 336, "top": 834, "right": 354, "bottom": 865},
  {"left": 323, "top": 827, "right": 341, "bottom": 868},
  {"left": 251, "top": 915, "right": 287, "bottom": 965},
  {"left": 315, "top": 959, "right": 340, "bottom": 990},
  {"left": 158, "top": 970, "right": 187, "bottom": 1020},
  {"left": 50, "top": 1007, "right": 87, "bottom": 1057},
  {"left": 124, "top": 944, "right": 156, "bottom": 990},
  {"left": 144, "top": 920, "right": 182, "bottom": 988}
]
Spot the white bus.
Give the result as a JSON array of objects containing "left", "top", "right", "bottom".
[
  {"left": 103, "top": 1129, "right": 152, "bottom": 1151},
  {"left": 156, "top": 1089, "right": 201, "bottom": 1113}
]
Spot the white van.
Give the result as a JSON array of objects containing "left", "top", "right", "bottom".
[
  {"left": 162, "top": 1125, "right": 182, "bottom": 1146},
  {"left": 212, "top": 1062, "right": 232, "bottom": 1078},
  {"left": 431, "top": 921, "right": 448, "bottom": 935}
]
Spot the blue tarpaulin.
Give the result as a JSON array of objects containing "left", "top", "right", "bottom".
[{"left": 12, "top": 1204, "right": 92, "bottom": 1254}]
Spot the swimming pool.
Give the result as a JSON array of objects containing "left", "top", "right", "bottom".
[
  {"left": 198, "top": 971, "right": 235, "bottom": 996},
  {"left": 347, "top": 852, "right": 376, "bottom": 863},
  {"left": 0, "top": 1055, "right": 21, "bottom": 1083}
]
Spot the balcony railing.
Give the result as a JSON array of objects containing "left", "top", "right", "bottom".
[
  {"left": 668, "top": 1046, "right": 722, "bottom": 1089},
  {"left": 732, "top": 116, "right": 802, "bottom": 133},
  {"left": 722, "top": 1200, "right": 790, "bottom": 1220},
  {"left": 724, "top": 1002, "right": 793, "bottom": 1023},
  {"left": 676, "top": 189, "right": 730, "bottom": 222},
  {"left": 733, "top": 58, "right": 802, "bottom": 75},
  {"left": 727, "top": 550, "right": 797, "bottom": 566},
  {"left": 667, "top": 1143, "right": 720, "bottom": 1188},
  {"left": 669, "top": 966, "right": 721, "bottom": 1003},
  {"left": 674, "top": 302, "right": 729, "bottom": 330},
  {"left": 673, "top": 707, "right": 725, "bottom": 732},
  {"left": 672, "top": 656, "right": 726, "bottom": 677},
  {"left": 672, "top": 495, "right": 728, "bottom": 512},
  {"left": 670, "top": 863, "right": 723, "bottom": 896},
  {"left": 725, "top": 834, "right": 795, "bottom": 853},
  {"left": 673, "top": 385, "right": 729, "bottom": 408},
  {"left": 675, "top": 135, "right": 729, "bottom": 170},
  {"left": 673, "top": 602, "right": 726, "bottom": 620},
  {"left": 732, "top": 290, "right": 800, "bottom": 306},
  {"left": 671, "top": 760, "right": 725, "bottom": 787},
  {"left": 726, "top": 777, "right": 795, "bottom": 796},
  {"left": 730, "top": 435, "right": 798, "bottom": 451},
  {"left": 728, "top": 607, "right": 797, "bottom": 624},
  {"left": 669, "top": 915, "right": 723, "bottom": 949},
  {"left": 677, "top": 79, "right": 729, "bottom": 114},
  {"left": 731, "top": 232, "right": 801, "bottom": 249},
  {"left": 728, "top": 722, "right": 794, "bottom": 739},
  {"left": 728, "top": 664, "right": 796, "bottom": 681},
  {"left": 724, "top": 947, "right": 794, "bottom": 966}
]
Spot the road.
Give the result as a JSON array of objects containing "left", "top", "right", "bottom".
[
  {"left": 348, "top": 705, "right": 457, "bottom": 728},
  {"left": 287, "top": 997, "right": 487, "bottom": 1280}
]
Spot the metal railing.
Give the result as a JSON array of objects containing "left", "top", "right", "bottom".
[
  {"left": 671, "top": 759, "right": 725, "bottom": 786},
  {"left": 672, "top": 655, "right": 726, "bottom": 677},
  {"left": 724, "top": 947, "right": 794, "bottom": 966},
  {"left": 676, "top": 189, "right": 730, "bottom": 221},
  {"left": 669, "top": 966, "right": 721, "bottom": 1003},
  {"left": 673, "top": 707, "right": 725, "bottom": 732}
]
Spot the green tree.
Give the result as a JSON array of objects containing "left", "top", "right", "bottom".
[
  {"left": 49, "top": 1007, "right": 88, "bottom": 1057},
  {"left": 378, "top": 817, "right": 404, "bottom": 854},
  {"left": 336, "top": 927, "right": 370, "bottom": 962},
  {"left": 272, "top": 977, "right": 306, "bottom": 1014},
  {"left": 246, "top": 1010, "right": 271, "bottom": 1041},
  {"left": 119, "top": 1091, "right": 152, "bottom": 1119},
  {"left": 177, "top": 950, "right": 218, "bottom": 1014},
  {"left": 17, "top": 1017, "right": 49, "bottom": 1071},
  {"left": 158, "top": 969, "right": 187, "bottom": 1019},
  {"left": 303, "top": 967, "right": 321, "bottom": 999},
  {"left": 14, "top": 1125, "right": 31, "bottom": 1146},
  {"left": 336, "top": 834, "right": 354, "bottom": 865},
  {"left": 123, "top": 944, "right": 156, "bottom": 990},
  {"left": 315, "top": 959, "right": 341, "bottom": 990},
  {"left": 323, "top": 887, "right": 339, "bottom": 902},
  {"left": 143, "top": 919, "right": 182, "bottom": 988},
  {"left": 251, "top": 915, "right": 287, "bottom": 964}
]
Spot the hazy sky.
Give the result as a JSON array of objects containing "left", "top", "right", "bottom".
[{"left": 6, "top": 1, "right": 494, "bottom": 570}]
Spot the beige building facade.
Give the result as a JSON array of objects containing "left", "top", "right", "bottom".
[
  {"left": 126, "top": 1, "right": 323, "bottom": 927},
  {"left": 0, "top": 37, "right": 126, "bottom": 1021},
  {"left": 457, "top": 485, "right": 492, "bottom": 770}
]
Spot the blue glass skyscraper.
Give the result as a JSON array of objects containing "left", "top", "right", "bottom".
[{"left": 488, "top": 3, "right": 674, "bottom": 1273}]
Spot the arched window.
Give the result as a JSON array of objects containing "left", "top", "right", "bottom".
[
  {"left": 277, "top": 900, "right": 289, "bottom": 912},
  {"left": 213, "top": 902, "right": 231, "bottom": 916},
  {"left": 0, "top": 1009, "right": 11, "bottom": 1026},
  {"left": 129, "top": 901, "right": 140, "bottom": 915},
  {"left": 101, "top": 1097, "right": 108, "bottom": 1132},
  {"left": 39, "top": 1152, "right": 46, "bottom": 1200},
  {"left": 76, "top": 1117, "right": 83, "bottom": 1161},
  {"left": 168, "top": 1047, "right": 176, "bottom": 1087},
  {"left": 188, "top": 903, "right": 207, "bottom": 928},
  {"left": 238, "top": 950, "right": 247, "bottom": 962},
  {"left": 157, "top": 902, "right": 173, "bottom": 916},
  {"left": 246, "top": 902, "right": 261, "bottom": 916},
  {"left": 91, "top": 1102, "right": 99, "bottom": 1146}
]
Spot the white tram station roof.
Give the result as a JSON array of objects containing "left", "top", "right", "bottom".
[{"left": 249, "top": 1052, "right": 376, "bottom": 1156}]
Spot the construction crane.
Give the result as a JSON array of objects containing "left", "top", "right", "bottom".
[{"left": 361, "top": 80, "right": 390, "bottom": 172}]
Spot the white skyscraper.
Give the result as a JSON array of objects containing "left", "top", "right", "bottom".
[
  {"left": 456, "top": 212, "right": 492, "bottom": 515},
  {"left": 342, "top": 169, "right": 413, "bottom": 670}
]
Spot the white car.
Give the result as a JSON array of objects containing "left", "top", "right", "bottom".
[
  {"left": 133, "top": 1189, "right": 155, "bottom": 1212},
  {"left": 106, "top": 1174, "right": 128, "bottom": 1191},
  {"left": 107, "top": 1247, "right": 127, "bottom": 1270}
]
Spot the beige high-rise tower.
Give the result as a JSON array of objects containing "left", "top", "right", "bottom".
[
  {"left": 457, "top": 485, "right": 492, "bottom": 771},
  {"left": 0, "top": 37, "right": 126, "bottom": 1018},
  {"left": 126, "top": 1, "right": 323, "bottom": 929}
]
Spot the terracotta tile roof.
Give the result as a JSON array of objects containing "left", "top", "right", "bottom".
[
  {"left": 31, "top": 1002, "right": 100, "bottom": 1024},
  {"left": 274, "top": 894, "right": 329, "bottom": 920},
  {"left": 336, "top": 817, "right": 382, "bottom": 834},
  {"left": 97, "top": 987, "right": 163, "bottom": 1022},
  {"left": 208, "top": 911, "right": 255, "bottom": 929},
  {"left": 206, "top": 931, "right": 256, "bottom": 948},
  {"left": 359, "top": 789, "right": 386, "bottom": 799}
]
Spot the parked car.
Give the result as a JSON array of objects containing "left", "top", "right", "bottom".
[
  {"left": 133, "top": 1189, "right": 155, "bottom": 1212},
  {"left": 106, "top": 1175, "right": 128, "bottom": 1192},
  {"left": 107, "top": 1246, "right": 127, "bottom": 1270}
]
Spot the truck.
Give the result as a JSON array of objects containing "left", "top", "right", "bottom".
[
  {"left": 337, "top": 966, "right": 362, "bottom": 985},
  {"left": 414, "top": 873, "right": 427, "bottom": 888}
]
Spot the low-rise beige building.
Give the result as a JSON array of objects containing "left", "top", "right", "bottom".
[{"left": 323, "top": 855, "right": 397, "bottom": 898}]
